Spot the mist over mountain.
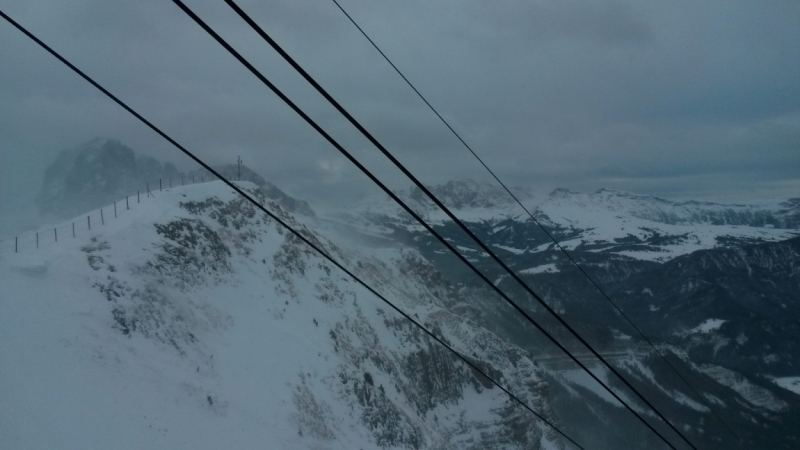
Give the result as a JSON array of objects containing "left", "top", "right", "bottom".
[
  {"left": 3, "top": 181, "right": 574, "bottom": 449},
  {"left": 188, "top": 164, "right": 315, "bottom": 217},
  {"left": 34, "top": 138, "right": 315, "bottom": 222},
  {"left": 5, "top": 150, "right": 800, "bottom": 449},
  {"left": 36, "top": 138, "right": 181, "bottom": 221},
  {"left": 408, "top": 179, "right": 521, "bottom": 210}
]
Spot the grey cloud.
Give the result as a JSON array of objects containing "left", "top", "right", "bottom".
[
  {"left": 1, "top": 0, "right": 799, "bottom": 235},
  {"left": 472, "top": 0, "right": 655, "bottom": 45}
]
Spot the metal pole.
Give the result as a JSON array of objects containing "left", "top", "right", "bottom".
[
  {"left": 138, "top": 189, "right": 140, "bottom": 203},
  {"left": 36, "top": 232, "right": 38, "bottom": 249},
  {"left": 101, "top": 209, "right": 104, "bottom": 225},
  {"left": 114, "top": 201, "right": 117, "bottom": 218},
  {"left": 15, "top": 237, "right": 17, "bottom": 253},
  {"left": 54, "top": 228, "right": 57, "bottom": 242},
  {"left": 160, "top": 178, "right": 162, "bottom": 191},
  {"left": 126, "top": 196, "right": 129, "bottom": 210},
  {"left": 88, "top": 215, "right": 91, "bottom": 231},
  {"left": 73, "top": 222, "right": 75, "bottom": 237}
]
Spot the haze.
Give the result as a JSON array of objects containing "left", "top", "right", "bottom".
[{"left": 1, "top": 0, "right": 799, "bottom": 236}]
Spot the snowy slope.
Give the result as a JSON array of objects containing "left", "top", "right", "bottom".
[
  {"left": 2, "top": 182, "right": 326, "bottom": 449},
  {"left": 316, "top": 180, "right": 800, "bottom": 450},
  {"left": 4, "top": 179, "right": 798, "bottom": 449},
  {"left": 0, "top": 181, "right": 565, "bottom": 450}
]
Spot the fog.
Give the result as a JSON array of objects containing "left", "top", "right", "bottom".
[{"left": 2, "top": 0, "right": 799, "bottom": 237}]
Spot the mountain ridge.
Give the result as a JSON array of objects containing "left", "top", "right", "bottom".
[
  {"left": 2, "top": 180, "right": 575, "bottom": 449},
  {"left": 5, "top": 168, "right": 800, "bottom": 448}
]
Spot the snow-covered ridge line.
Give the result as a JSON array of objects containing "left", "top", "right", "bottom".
[
  {"left": 334, "top": 180, "right": 798, "bottom": 263},
  {"left": 1, "top": 180, "right": 567, "bottom": 449},
  {"left": 542, "top": 187, "right": 799, "bottom": 228},
  {"left": 4, "top": 178, "right": 797, "bottom": 449},
  {"left": 345, "top": 181, "right": 798, "bottom": 228}
]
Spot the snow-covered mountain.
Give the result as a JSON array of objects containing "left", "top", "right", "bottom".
[
  {"left": 3, "top": 178, "right": 799, "bottom": 449},
  {"left": 339, "top": 180, "right": 798, "bottom": 263},
  {"left": 1, "top": 181, "right": 572, "bottom": 449},
  {"left": 545, "top": 187, "right": 800, "bottom": 228},
  {"left": 534, "top": 188, "right": 799, "bottom": 261},
  {"left": 321, "top": 179, "right": 800, "bottom": 448}
]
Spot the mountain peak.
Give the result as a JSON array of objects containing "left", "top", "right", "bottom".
[
  {"left": 36, "top": 138, "right": 179, "bottom": 220},
  {"left": 408, "top": 179, "right": 519, "bottom": 210}
]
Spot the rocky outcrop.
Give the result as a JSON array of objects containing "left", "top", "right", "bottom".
[
  {"left": 75, "top": 183, "right": 565, "bottom": 449},
  {"left": 37, "top": 138, "right": 180, "bottom": 220}
]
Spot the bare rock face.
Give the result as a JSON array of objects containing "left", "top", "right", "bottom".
[{"left": 36, "top": 138, "right": 179, "bottom": 220}]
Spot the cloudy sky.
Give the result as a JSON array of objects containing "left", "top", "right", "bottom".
[{"left": 1, "top": 0, "right": 799, "bottom": 233}]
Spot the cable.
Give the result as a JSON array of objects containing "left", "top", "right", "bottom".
[
  {"left": 327, "top": 1, "right": 746, "bottom": 447},
  {"left": 191, "top": 2, "right": 683, "bottom": 447},
  {"left": 179, "top": 2, "right": 684, "bottom": 448},
  {"left": 219, "top": 2, "right": 699, "bottom": 448},
  {"left": 0, "top": 9, "right": 585, "bottom": 449}
]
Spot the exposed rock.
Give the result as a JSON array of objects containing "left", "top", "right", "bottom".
[{"left": 37, "top": 138, "right": 180, "bottom": 220}]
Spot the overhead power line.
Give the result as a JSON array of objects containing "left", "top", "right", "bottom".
[
  {"left": 327, "top": 1, "right": 746, "bottom": 447},
  {"left": 183, "top": 1, "right": 688, "bottom": 447},
  {"left": 0, "top": 9, "right": 585, "bottom": 449}
]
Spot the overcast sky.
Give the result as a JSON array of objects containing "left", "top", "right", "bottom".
[{"left": 1, "top": 0, "right": 799, "bottom": 233}]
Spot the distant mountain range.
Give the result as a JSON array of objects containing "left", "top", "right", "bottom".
[
  {"left": 341, "top": 179, "right": 799, "bottom": 263},
  {"left": 322, "top": 178, "right": 800, "bottom": 449}
]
